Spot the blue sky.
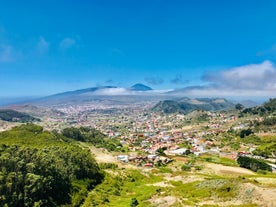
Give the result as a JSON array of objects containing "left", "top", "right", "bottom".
[{"left": 1, "top": 0, "right": 276, "bottom": 98}]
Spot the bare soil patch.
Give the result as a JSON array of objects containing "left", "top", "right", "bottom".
[
  {"left": 204, "top": 163, "right": 256, "bottom": 176},
  {"left": 149, "top": 196, "right": 177, "bottom": 207}
]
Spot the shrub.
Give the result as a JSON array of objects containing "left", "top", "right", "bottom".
[
  {"left": 237, "top": 156, "right": 272, "bottom": 172},
  {"left": 130, "top": 197, "right": 139, "bottom": 207},
  {"left": 181, "top": 164, "right": 191, "bottom": 171}
]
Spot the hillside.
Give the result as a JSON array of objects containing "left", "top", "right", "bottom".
[
  {"left": 241, "top": 98, "right": 276, "bottom": 115},
  {"left": 27, "top": 84, "right": 158, "bottom": 106},
  {"left": 152, "top": 97, "right": 235, "bottom": 114},
  {"left": 0, "top": 109, "right": 39, "bottom": 122},
  {"left": 0, "top": 124, "right": 104, "bottom": 206}
]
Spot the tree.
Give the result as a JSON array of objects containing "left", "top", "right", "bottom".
[
  {"left": 0, "top": 125, "right": 104, "bottom": 206},
  {"left": 237, "top": 156, "right": 272, "bottom": 172},
  {"left": 156, "top": 147, "right": 167, "bottom": 156},
  {"left": 240, "top": 128, "right": 253, "bottom": 138},
  {"left": 235, "top": 103, "right": 244, "bottom": 110},
  {"left": 62, "top": 127, "right": 85, "bottom": 141},
  {"left": 130, "top": 197, "right": 139, "bottom": 207}
]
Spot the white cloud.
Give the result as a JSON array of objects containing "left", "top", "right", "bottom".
[
  {"left": 204, "top": 61, "right": 276, "bottom": 90},
  {"left": 0, "top": 45, "right": 15, "bottom": 62},
  {"left": 36, "top": 37, "right": 49, "bottom": 54},
  {"left": 92, "top": 88, "right": 134, "bottom": 96},
  {"left": 83, "top": 87, "right": 170, "bottom": 96},
  {"left": 173, "top": 61, "right": 276, "bottom": 98},
  {"left": 59, "top": 38, "right": 76, "bottom": 50},
  {"left": 172, "top": 86, "right": 276, "bottom": 98}
]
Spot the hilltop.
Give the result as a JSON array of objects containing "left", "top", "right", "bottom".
[
  {"left": 26, "top": 83, "right": 158, "bottom": 106},
  {"left": 0, "top": 109, "right": 39, "bottom": 122},
  {"left": 130, "top": 83, "right": 153, "bottom": 91},
  {"left": 152, "top": 97, "right": 235, "bottom": 114}
]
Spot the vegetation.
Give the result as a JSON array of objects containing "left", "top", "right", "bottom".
[
  {"left": 201, "top": 154, "right": 238, "bottom": 167},
  {"left": 82, "top": 170, "right": 162, "bottom": 207},
  {"left": 152, "top": 98, "right": 234, "bottom": 114},
  {"left": 239, "top": 128, "right": 253, "bottom": 138},
  {"left": 62, "top": 127, "right": 122, "bottom": 151},
  {"left": 253, "top": 142, "right": 276, "bottom": 158},
  {"left": 130, "top": 198, "right": 139, "bottom": 207},
  {"left": 0, "top": 97, "right": 276, "bottom": 206},
  {"left": 241, "top": 98, "right": 276, "bottom": 116},
  {"left": 237, "top": 156, "right": 272, "bottom": 172},
  {"left": 0, "top": 124, "right": 104, "bottom": 206},
  {"left": 0, "top": 109, "right": 39, "bottom": 122}
]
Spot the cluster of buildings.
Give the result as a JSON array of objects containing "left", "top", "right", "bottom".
[{"left": 9, "top": 102, "right": 269, "bottom": 168}]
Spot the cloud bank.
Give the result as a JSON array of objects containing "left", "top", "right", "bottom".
[
  {"left": 203, "top": 61, "right": 276, "bottom": 90},
  {"left": 173, "top": 61, "right": 276, "bottom": 98}
]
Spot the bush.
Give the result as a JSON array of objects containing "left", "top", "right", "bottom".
[
  {"left": 240, "top": 128, "right": 253, "bottom": 138},
  {"left": 130, "top": 197, "right": 139, "bottom": 207},
  {"left": 99, "top": 163, "right": 118, "bottom": 170},
  {"left": 237, "top": 156, "right": 272, "bottom": 172},
  {"left": 181, "top": 164, "right": 191, "bottom": 171},
  {"left": 194, "top": 165, "right": 203, "bottom": 170}
]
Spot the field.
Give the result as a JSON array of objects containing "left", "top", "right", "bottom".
[{"left": 82, "top": 146, "right": 276, "bottom": 207}]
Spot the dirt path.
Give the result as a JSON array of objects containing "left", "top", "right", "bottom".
[
  {"left": 88, "top": 146, "right": 138, "bottom": 169},
  {"left": 204, "top": 163, "right": 256, "bottom": 176},
  {"left": 89, "top": 147, "right": 118, "bottom": 163}
]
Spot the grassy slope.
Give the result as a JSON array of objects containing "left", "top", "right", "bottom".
[{"left": 82, "top": 150, "right": 276, "bottom": 207}]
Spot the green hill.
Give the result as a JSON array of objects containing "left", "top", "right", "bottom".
[
  {"left": 0, "top": 124, "right": 104, "bottom": 206},
  {"left": 241, "top": 98, "right": 276, "bottom": 116},
  {"left": 0, "top": 109, "right": 39, "bottom": 122},
  {"left": 152, "top": 98, "right": 234, "bottom": 114}
]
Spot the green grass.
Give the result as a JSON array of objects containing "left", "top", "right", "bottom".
[
  {"left": 225, "top": 205, "right": 258, "bottom": 207},
  {"left": 157, "top": 166, "right": 173, "bottom": 173},
  {"left": 81, "top": 162, "right": 269, "bottom": 207},
  {"left": 200, "top": 154, "right": 238, "bottom": 166},
  {"left": 82, "top": 169, "right": 163, "bottom": 207}
]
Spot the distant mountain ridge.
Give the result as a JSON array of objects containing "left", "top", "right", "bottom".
[
  {"left": 28, "top": 84, "right": 155, "bottom": 106},
  {"left": 130, "top": 83, "right": 152, "bottom": 91},
  {"left": 152, "top": 97, "right": 235, "bottom": 114},
  {"left": 2, "top": 84, "right": 264, "bottom": 109},
  {"left": 40, "top": 86, "right": 117, "bottom": 99}
]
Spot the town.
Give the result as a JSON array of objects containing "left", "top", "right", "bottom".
[{"left": 22, "top": 101, "right": 274, "bottom": 171}]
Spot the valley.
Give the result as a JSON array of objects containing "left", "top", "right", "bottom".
[
  {"left": 3, "top": 1, "right": 276, "bottom": 206},
  {"left": 0, "top": 96, "right": 275, "bottom": 206}
]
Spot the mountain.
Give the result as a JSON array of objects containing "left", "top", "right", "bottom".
[
  {"left": 130, "top": 83, "right": 152, "bottom": 91},
  {"left": 0, "top": 109, "right": 39, "bottom": 122},
  {"left": 241, "top": 98, "right": 276, "bottom": 115},
  {"left": 39, "top": 86, "right": 117, "bottom": 100},
  {"left": 31, "top": 86, "right": 119, "bottom": 105},
  {"left": 22, "top": 84, "right": 159, "bottom": 106},
  {"left": 152, "top": 97, "right": 235, "bottom": 114},
  {"left": 233, "top": 100, "right": 259, "bottom": 108}
]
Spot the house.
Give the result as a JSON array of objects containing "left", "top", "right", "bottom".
[
  {"left": 117, "top": 155, "right": 129, "bottom": 163},
  {"left": 169, "top": 148, "right": 188, "bottom": 155}
]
